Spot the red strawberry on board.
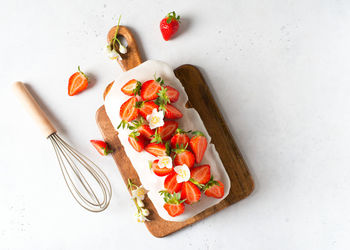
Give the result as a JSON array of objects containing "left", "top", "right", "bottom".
[
  {"left": 119, "top": 96, "right": 139, "bottom": 122},
  {"left": 140, "top": 77, "right": 163, "bottom": 101},
  {"left": 138, "top": 124, "right": 154, "bottom": 140},
  {"left": 164, "top": 171, "right": 183, "bottom": 193},
  {"left": 160, "top": 191, "right": 185, "bottom": 217},
  {"left": 164, "top": 104, "right": 183, "bottom": 119},
  {"left": 170, "top": 128, "right": 190, "bottom": 148},
  {"left": 145, "top": 143, "right": 168, "bottom": 157},
  {"left": 180, "top": 181, "right": 201, "bottom": 204},
  {"left": 160, "top": 11, "right": 180, "bottom": 41},
  {"left": 204, "top": 178, "right": 225, "bottom": 199},
  {"left": 68, "top": 66, "right": 88, "bottom": 96},
  {"left": 158, "top": 120, "right": 178, "bottom": 141},
  {"left": 189, "top": 131, "right": 208, "bottom": 164},
  {"left": 121, "top": 79, "right": 142, "bottom": 96},
  {"left": 90, "top": 140, "right": 113, "bottom": 156},
  {"left": 151, "top": 159, "right": 173, "bottom": 177},
  {"left": 173, "top": 146, "right": 195, "bottom": 169},
  {"left": 190, "top": 164, "right": 211, "bottom": 185},
  {"left": 136, "top": 100, "right": 159, "bottom": 119},
  {"left": 165, "top": 86, "right": 179, "bottom": 102},
  {"left": 128, "top": 131, "right": 146, "bottom": 152}
]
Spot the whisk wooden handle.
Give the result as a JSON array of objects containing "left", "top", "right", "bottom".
[{"left": 12, "top": 81, "right": 57, "bottom": 138}]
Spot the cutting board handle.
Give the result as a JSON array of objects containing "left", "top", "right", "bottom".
[
  {"left": 107, "top": 25, "right": 142, "bottom": 72},
  {"left": 12, "top": 81, "right": 57, "bottom": 138}
]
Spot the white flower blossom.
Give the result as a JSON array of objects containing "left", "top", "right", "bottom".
[
  {"left": 137, "top": 199, "right": 144, "bottom": 208},
  {"left": 158, "top": 156, "right": 173, "bottom": 169},
  {"left": 105, "top": 44, "right": 121, "bottom": 60},
  {"left": 131, "top": 185, "right": 148, "bottom": 200},
  {"left": 146, "top": 108, "right": 165, "bottom": 130},
  {"left": 174, "top": 164, "right": 191, "bottom": 183},
  {"left": 141, "top": 208, "right": 150, "bottom": 217},
  {"left": 118, "top": 44, "right": 127, "bottom": 54}
]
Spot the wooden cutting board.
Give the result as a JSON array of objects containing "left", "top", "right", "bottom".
[{"left": 96, "top": 26, "right": 254, "bottom": 237}]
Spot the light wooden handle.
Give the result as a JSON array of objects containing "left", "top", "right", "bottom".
[{"left": 12, "top": 81, "right": 57, "bottom": 138}]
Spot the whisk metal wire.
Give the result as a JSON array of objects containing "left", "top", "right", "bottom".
[{"left": 49, "top": 133, "right": 112, "bottom": 212}]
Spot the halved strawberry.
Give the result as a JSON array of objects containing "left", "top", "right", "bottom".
[
  {"left": 170, "top": 128, "right": 190, "bottom": 148},
  {"left": 119, "top": 96, "right": 139, "bottom": 122},
  {"left": 68, "top": 66, "right": 88, "bottom": 96},
  {"left": 164, "top": 171, "right": 183, "bottom": 193},
  {"left": 204, "top": 178, "right": 225, "bottom": 199},
  {"left": 140, "top": 79, "right": 162, "bottom": 100},
  {"left": 145, "top": 143, "right": 167, "bottom": 157},
  {"left": 165, "top": 86, "right": 179, "bottom": 102},
  {"left": 90, "top": 140, "right": 113, "bottom": 156},
  {"left": 160, "top": 191, "right": 185, "bottom": 217},
  {"left": 164, "top": 104, "right": 183, "bottom": 119},
  {"left": 128, "top": 131, "right": 146, "bottom": 152},
  {"left": 136, "top": 101, "right": 159, "bottom": 119},
  {"left": 181, "top": 181, "right": 201, "bottom": 204},
  {"left": 158, "top": 120, "right": 178, "bottom": 141},
  {"left": 138, "top": 124, "right": 154, "bottom": 140},
  {"left": 190, "top": 165, "right": 211, "bottom": 185},
  {"left": 151, "top": 159, "right": 173, "bottom": 176},
  {"left": 189, "top": 131, "right": 208, "bottom": 164},
  {"left": 121, "top": 79, "right": 142, "bottom": 96},
  {"left": 173, "top": 146, "right": 195, "bottom": 168}
]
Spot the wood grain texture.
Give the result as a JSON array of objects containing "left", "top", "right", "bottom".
[{"left": 97, "top": 26, "right": 254, "bottom": 237}]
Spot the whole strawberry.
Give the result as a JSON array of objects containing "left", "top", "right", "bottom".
[{"left": 160, "top": 11, "right": 180, "bottom": 41}]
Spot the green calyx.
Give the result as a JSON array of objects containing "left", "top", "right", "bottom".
[
  {"left": 129, "top": 130, "right": 140, "bottom": 140},
  {"left": 155, "top": 87, "right": 170, "bottom": 112},
  {"left": 191, "top": 130, "right": 205, "bottom": 138},
  {"left": 166, "top": 11, "right": 180, "bottom": 24},
  {"left": 77, "top": 66, "right": 88, "bottom": 80},
  {"left": 150, "top": 129, "right": 163, "bottom": 144},
  {"left": 203, "top": 176, "right": 220, "bottom": 191},
  {"left": 176, "top": 128, "right": 191, "bottom": 134},
  {"left": 128, "top": 117, "right": 146, "bottom": 130},
  {"left": 165, "top": 141, "right": 171, "bottom": 156},
  {"left": 103, "top": 147, "right": 114, "bottom": 156},
  {"left": 154, "top": 73, "right": 165, "bottom": 85},
  {"left": 172, "top": 143, "right": 188, "bottom": 154},
  {"left": 132, "top": 81, "right": 142, "bottom": 96},
  {"left": 117, "top": 120, "right": 129, "bottom": 129},
  {"left": 159, "top": 190, "right": 185, "bottom": 204},
  {"left": 189, "top": 178, "right": 205, "bottom": 189}
]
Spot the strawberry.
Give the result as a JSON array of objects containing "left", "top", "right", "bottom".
[
  {"left": 151, "top": 159, "right": 173, "bottom": 177},
  {"left": 158, "top": 120, "right": 178, "bottom": 141},
  {"left": 121, "top": 79, "right": 142, "bottom": 96},
  {"left": 119, "top": 96, "right": 139, "bottom": 122},
  {"left": 145, "top": 142, "right": 168, "bottom": 157},
  {"left": 204, "top": 177, "right": 225, "bottom": 199},
  {"left": 190, "top": 165, "right": 211, "bottom": 185},
  {"left": 140, "top": 77, "right": 163, "bottom": 101},
  {"left": 128, "top": 131, "right": 146, "bottom": 152},
  {"left": 136, "top": 101, "right": 159, "bottom": 119},
  {"left": 128, "top": 118, "right": 154, "bottom": 140},
  {"left": 165, "top": 86, "right": 179, "bottom": 102},
  {"left": 159, "top": 191, "right": 185, "bottom": 217},
  {"left": 164, "top": 172, "right": 183, "bottom": 193},
  {"left": 68, "top": 66, "right": 88, "bottom": 96},
  {"left": 173, "top": 146, "right": 195, "bottom": 168},
  {"left": 181, "top": 181, "right": 201, "bottom": 204},
  {"left": 189, "top": 131, "right": 208, "bottom": 164},
  {"left": 164, "top": 104, "right": 183, "bottom": 119},
  {"left": 170, "top": 128, "right": 190, "bottom": 148},
  {"left": 90, "top": 140, "right": 113, "bottom": 156},
  {"left": 160, "top": 11, "right": 180, "bottom": 41}
]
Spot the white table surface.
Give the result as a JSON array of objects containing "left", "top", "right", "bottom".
[{"left": 1, "top": 0, "right": 350, "bottom": 249}]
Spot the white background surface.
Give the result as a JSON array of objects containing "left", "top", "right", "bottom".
[{"left": 1, "top": 0, "right": 350, "bottom": 249}]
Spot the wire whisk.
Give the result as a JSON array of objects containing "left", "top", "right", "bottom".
[{"left": 13, "top": 81, "right": 112, "bottom": 212}]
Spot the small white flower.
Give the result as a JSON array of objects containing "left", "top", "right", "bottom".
[
  {"left": 137, "top": 199, "right": 144, "bottom": 208},
  {"left": 146, "top": 108, "right": 165, "bottom": 129},
  {"left": 174, "top": 164, "right": 191, "bottom": 183},
  {"left": 131, "top": 185, "right": 148, "bottom": 201},
  {"left": 158, "top": 156, "right": 173, "bottom": 169},
  {"left": 141, "top": 208, "right": 150, "bottom": 216},
  {"left": 105, "top": 44, "right": 121, "bottom": 60},
  {"left": 118, "top": 44, "right": 127, "bottom": 54}
]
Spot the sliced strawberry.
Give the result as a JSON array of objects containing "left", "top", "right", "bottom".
[
  {"left": 164, "top": 172, "right": 183, "bottom": 193},
  {"left": 190, "top": 165, "right": 211, "bottom": 185},
  {"left": 189, "top": 131, "right": 208, "bottom": 164},
  {"left": 68, "top": 66, "right": 88, "bottom": 96},
  {"left": 165, "top": 86, "right": 179, "bottom": 102},
  {"left": 137, "top": 101, "right": 159, "bottom": 119},
  {"left": 151, "top": 160, "right": 173, "bottom": 177},
  {"left": 140, "top": 80, "right": 161, "bottom": 101},
  {"left": 160, "top": 191, "right": 185, "bottom": 217},
  {"left": 204, "top": 179, "right": 225, "bottom": 199},
  {"left": 158, "top": 120, "right": 178, "bottom": 141},
  {"left": 181, "top": 181, "right": 201, "bottom": 204},
  {"left": 119, "top": 96, "right": 139, "bottom": 122},
  {"left": 164, "top": 104, "right": 183, "bottom": 119},
  {"left": 90, "top": 140, "right": 113, "bottom": 156},
  {"left": 128, "top": 132, "right": 146, "bottom": 152},
  {"left": 170, "top": 129, "right": 190, "bottom": 148},
  {"left": 173, "top": 147, "right": 195, "bottom": 168},
  {"left": 138, "top": 124, "right": 154, "bottom": 140},
  {"left": 145, "top": 143, "right": 167, "bottom": 157},
  {"left": 121, "top": 79, "right": 141, "bottom": 96}
]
